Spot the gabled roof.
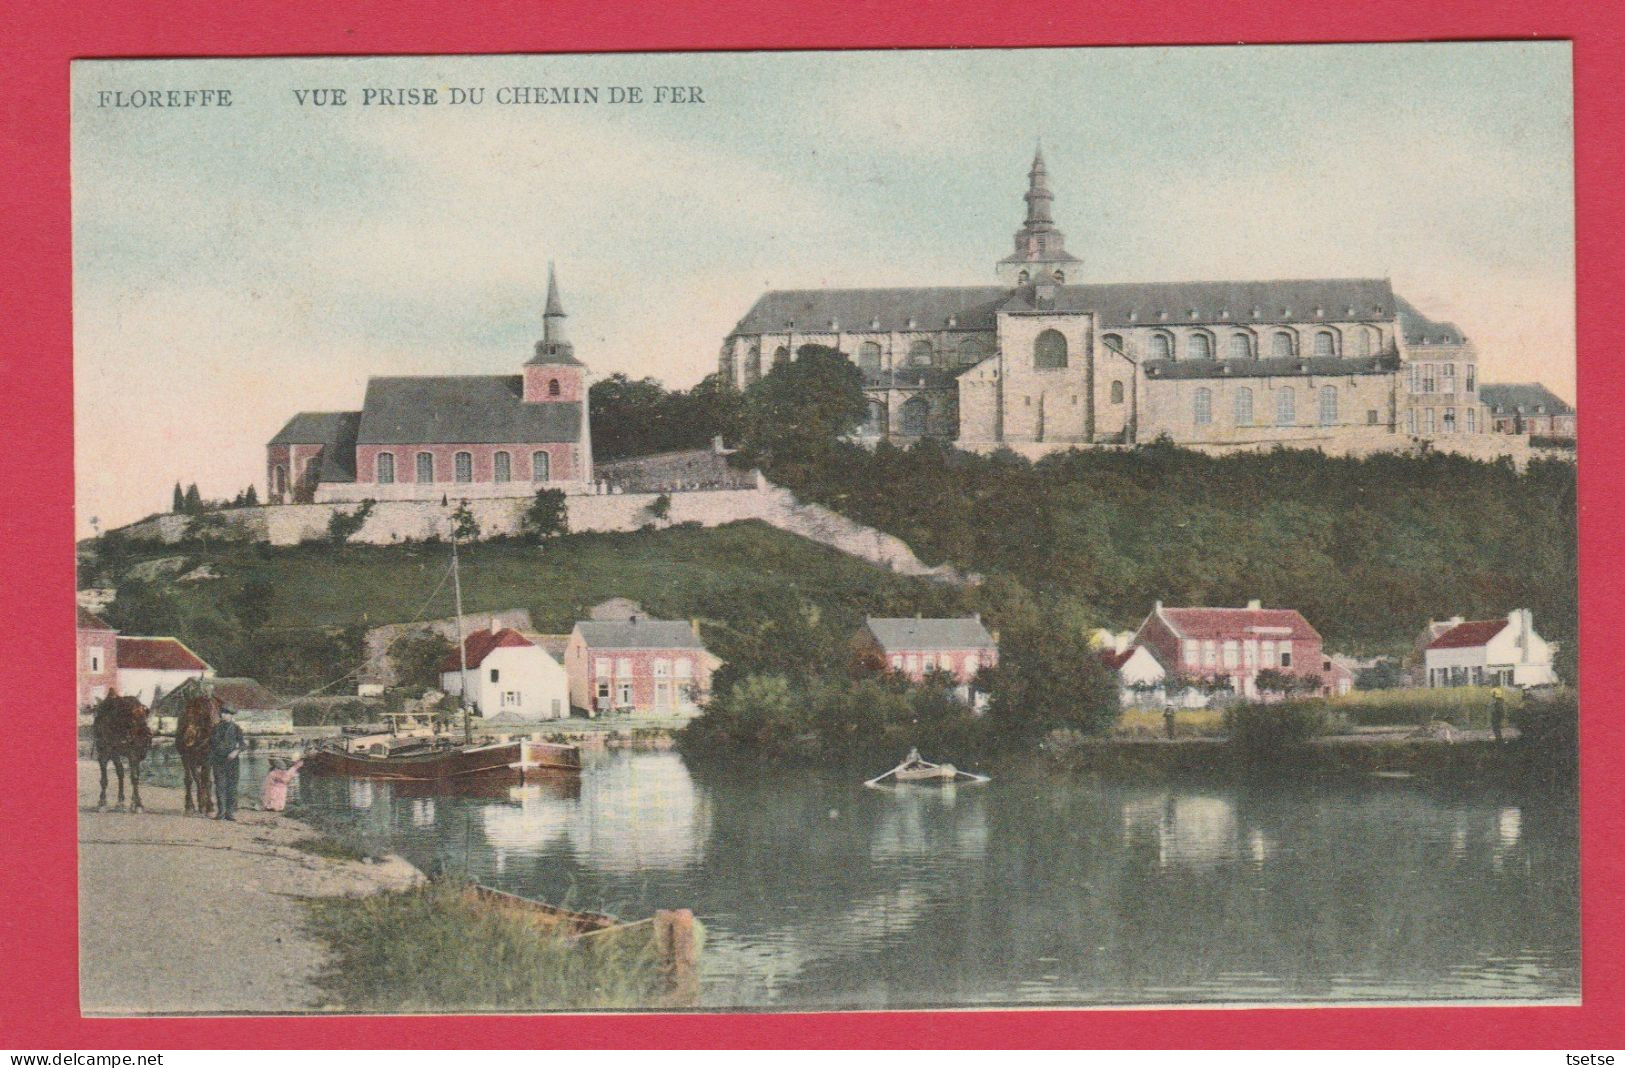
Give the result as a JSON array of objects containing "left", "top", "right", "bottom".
[
  {"left": 862, "top": 616, "right": 996, "bottom": 652},
  {"left": 157, "top": 676, "right": 282, "bottom": 711},
  {"left": 1155, "top": 606, "right": 1321, "bottom": 644},
  {"left": 269, "top": 411, "right": 362, "bottom": 447},
  {"left": 115, "top": 636, "right": 210, "bottom": 672},
  {"left": 77, "top": 605, "right": 115, "bottom": 632},
  {"left": 356, "top": 375, "right": 582, "bottom": 445},
  {"left": 1427, "top": 619, "right": 1509, "bottom": 650},
  {"left": 1478, "top": 383, "right": 1575, "bottom": 416},
  {"left": 439, "top": 628, "right": 538, "bottom": 672},
  {"left": 1394, "top": 295, "right": 1468, "bottom": 345},
  {"left": 731, "top": 279, "right": 1401, "bottom": 336},
  {"left": 1099, "top": 648, "right": 1135, "bottom": 671},
  {"left": 573, "top": 619, "right": 706, "bottom": 651}
]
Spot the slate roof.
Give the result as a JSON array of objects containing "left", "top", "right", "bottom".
[
  {"left": 1394, "top": 295, "right": 1468, "bottom": 345},
  {"left": 269, "top": 411, "right": 362, "bottom": 447},
  {"left": 573, "top": 619, "right": 706, "bottom": 651},
  {"left": 356, "top": 376, "right": 582, "bottom": 445},
  {"left": 1427, "top": 619, "right": 1509, "bottom": 650},
  {"left": 157, "top": 676, "right": 283, "bottom": 712},
  {"left": 1479, "top": 383, "right": 1575, "bottom": 416},
  {"left": 862, "top": 616, "right": 997, "bottom": 653},
  {"left": 1156, "top": 607, "right": 1321, "bottom": 644},
  {"left": 439, "top": 628, "right": 538, "bottom": 672},
  {"left": 731, "top": 279, "right": 1400, "bottom": 336},
  {"left": 1142, "top": 355, "right": 1395, "bottom": 381},
  {"left": 115, "top": 636, "right": 211, "bottom": 672},
  {"left": 77, "top": 606, "right": 115, "bottom": 632}
]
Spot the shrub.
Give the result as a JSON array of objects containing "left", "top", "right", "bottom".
[
  {"left": 326, "top": 499, "right": 376, "bottom": 545},
  {"left": 1511, "top": 690, "right": 1577, "bottom": 781},
  {"left": 522, "top": 488, "right": 570, "bottom": 542},
  {"left": 1223, "top": 700, "right": 1339, "bottom": 760}
]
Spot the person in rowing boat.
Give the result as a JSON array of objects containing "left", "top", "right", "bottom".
[{"left": 209, "top": 706, "right": 246, "bottom": 821}]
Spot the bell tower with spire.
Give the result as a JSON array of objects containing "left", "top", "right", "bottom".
[
  {"left": 525, "top": 263, "right": 585, "bottom": 403},
  {"left": 997, "top": 145, "right": 1081, "bottom": 286}
]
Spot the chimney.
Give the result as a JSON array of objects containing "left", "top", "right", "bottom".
[
  {"left": 1153, "top": 600, "right": 1163, "bottom": 613},
  {"left": 1247, "top": 599, "right": 1262, "bottom": 610},
  {"left": 491, "top": 615, "right": 501, "bottom": 634},
  {"left": 973, "top": 612, "right": 981, "bottom": 623}
]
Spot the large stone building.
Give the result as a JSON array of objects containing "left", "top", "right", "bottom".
[
  {"left": 267, "top": 267, "right": 593, "bottom": 504},
  {"left": 719, "top": 149, "right": 1493, "bottom": 453}
]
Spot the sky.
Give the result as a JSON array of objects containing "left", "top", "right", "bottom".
[{"left": 72, "top": 44, "right": 1575, "bottom": 534}]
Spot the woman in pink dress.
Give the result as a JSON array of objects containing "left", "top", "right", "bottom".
[{"left": 260, "top": 756, "right": 304, "bottom": 813}]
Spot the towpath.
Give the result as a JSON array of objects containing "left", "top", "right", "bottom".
[{"left": 77, "top": 760, "right": 419, "bottom": 1016}]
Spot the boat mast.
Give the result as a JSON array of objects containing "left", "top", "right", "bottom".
[{"left": 451, "top": 522, "right": 472, "bottom": 744}]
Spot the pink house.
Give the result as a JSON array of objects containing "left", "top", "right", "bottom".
[
  {"left": 1131, "top": 600, "right": 1333, "bottom": 699},
  {"left": 77, "top": 606, "right": 119, "bottom": 710},
  {"left": 564, "top": 613, "right": 718, "bottom": 717},
  {"left": 852, "top": 616, "right": 999, "bottom": 706}
]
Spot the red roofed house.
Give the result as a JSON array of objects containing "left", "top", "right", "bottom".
[
  {"left": 1130, "top": 600, "right": 1333, "bottom": 699},
  {"left": 77, "top": 606, "right": 120, "bottom": 710},
  {"left": 439, "top": 619, "right": 570, "bottom": 722},
  {"left": 1416, "top": 609, "right": 1556, "bottom": 689},
  {"left": 115, "top": 636, "right": 213, "bottom": 705}
]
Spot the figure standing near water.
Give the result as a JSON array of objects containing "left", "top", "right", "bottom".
[
  {"left": 210, "top": 706, "right": 246, "bottom": 820},
  {"left": 1491, "top": 686, "right": 1507, "bottom": 745},
  {"left": 260, "top": 756, "right": 304, "bottom": 813},
  {"left": 1163, "top": 704, "right": 1176, "bottom": 740}
]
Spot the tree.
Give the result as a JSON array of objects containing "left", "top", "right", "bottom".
[
  {"left": 985, "top": 611, "right": 1119, "bottom": 744},
  {"left": 183, "top": 484, "right": 202, "bottom": 514},
  {"left": 389, "top": 629, "right": 457, "bottom": 691},
  {"left": 737, "top": 345, "right": 867, "bottom": 468},
  {"left": 244, "top": 484, "right": 259, "bottom": 507},
  {"left": 230, "top": 575, "right": 276, "bottom": 634},
  {"left": 522, "top": 488, "right": 569, "bottom": 542},
  {"left": 450, "top": 501, "right": 480, "bottom": 542},
  {"left": 171, "top": 483, "right": 185, "bottom": 515}
]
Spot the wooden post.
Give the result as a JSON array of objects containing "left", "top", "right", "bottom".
[{"left": 653, "top": 908, "right": 699, "bottom": 1008}]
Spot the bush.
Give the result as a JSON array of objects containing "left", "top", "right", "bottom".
[
  {"left": 1223, "top": 700, "right": 1340, "bottom": 760},
  {"left": 522, "top": 488, "right": 570, "bottom": 542},
  {"left": 1511, "top": 690, "right": 1577, "bottom": 781},
  {"left": 326, "top": 499, "right": 376, "bottom": 545}
]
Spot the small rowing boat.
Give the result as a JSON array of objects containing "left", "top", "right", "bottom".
[{"left": 864, "top": 747, "right": 990, "bottom": 788}]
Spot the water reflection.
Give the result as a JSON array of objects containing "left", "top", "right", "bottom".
[{"left": 288, "top": 750, "right": 1578, "bottom": 1011}]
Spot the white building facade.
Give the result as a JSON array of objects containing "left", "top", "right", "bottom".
[{"left": 1421, "top": 610, "right": 1557, "bottom": 689}]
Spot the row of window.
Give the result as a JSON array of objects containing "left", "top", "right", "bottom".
[
  {"left": 1409, "top": 362, "right": 1475, "bottom": 395},
  {"left": 1113, "top": 326, "right": 1383, "bottom": 362},
  {"left": 376, "top": 450, "right": 552, "bottom": 484},
  {"left": 1406, "top": 407, "right": 1478, "bottom": 434},
  {"left": 1184, "top": 638, "right": 1294, "bottom": 670},
  {"left": 593, "top": 657, "right": 696, "bottom": 678},
  {"left": 1189, "top": 385, "right": 1367, "bottom": 428},
  {"left": 889, "top": 652, "right": 984, "bottom": 675}
]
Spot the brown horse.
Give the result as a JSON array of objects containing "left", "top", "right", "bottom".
[
  {"left": 92, "top": 695, "right": 153, "bottom": 812},
  {"left": 176, "top": 694, "right": 220, "bottom": 815}
]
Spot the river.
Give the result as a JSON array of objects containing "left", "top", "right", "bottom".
[{"left": 255, "top": 747, "right": 1576, "bottom": 1010}]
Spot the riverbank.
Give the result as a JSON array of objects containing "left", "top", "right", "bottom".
[{"left": 76, "top": 759, "right": 421, "bottom": 1015}]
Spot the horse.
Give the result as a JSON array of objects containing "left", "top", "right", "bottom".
[
  {"left": 92, "top": 695, "right": 153, "bottom": 812},
  {"left": 176, "top": 694, "right": 221, "bottom": 816}
]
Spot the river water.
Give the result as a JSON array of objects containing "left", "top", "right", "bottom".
[{"left": 259, "top": 747, "right": 1575, "bottom": 1010}]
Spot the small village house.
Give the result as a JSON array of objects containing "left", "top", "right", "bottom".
[
  {"left": 77, "top": 606, "right": 120, "bottom": 710},
  {"left": 1415, "top": 609, "right": 1556, "bottom": 689},
  {"left": 1130, "top": 600, "right": 1334, "bottom": 699},
  {"left": 852, "top": 616, "right": 999, "bottom": 707},
  {"left": 565, "top": 610, "right": 716, "bottom": 717},
  {"left": 440, "top": 621, "right": 570, "bottom": 722},
  {"left": 114, "top": 635, "right": 213, "bottom": 706},
  {"left": 1479, "top": 383, "right": 1577, "bottom": 439},
  {"left": 1090, "top": 628, "right": 1207, "bottom": 709},
  {"left": 156, "top": 677, "right": 293, "bottom": 735}
]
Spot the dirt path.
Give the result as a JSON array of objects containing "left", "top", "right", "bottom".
[{"left": 77, "top": 760, "right": 420, "bottom": 1016}]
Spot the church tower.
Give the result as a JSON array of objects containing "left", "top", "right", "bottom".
[
  {"left": 523, "top": 264, "right": 593, "bottom": 480},
  {"left": 996, "top": 146, "right": 1081, "bottom": 286}
]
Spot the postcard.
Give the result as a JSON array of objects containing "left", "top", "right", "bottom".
[{"left": 71, "top": 44, "right": 1577, "bottom": 1017}]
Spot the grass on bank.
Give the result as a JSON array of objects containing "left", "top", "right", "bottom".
[
  {"left": 304, "top": 879, "right": 668, "bottom": 1012},
  {"left": 1328, "top": 685, "right": 1522, "bottom": 730}
]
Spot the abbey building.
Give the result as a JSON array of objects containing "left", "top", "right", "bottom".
[{"left": 719, "top": 150, "right": 1486, "bottom": 452}]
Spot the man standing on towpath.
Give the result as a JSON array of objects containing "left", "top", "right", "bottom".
[{"left": 211, "top": 706, "right": 246, "bottom": 820}]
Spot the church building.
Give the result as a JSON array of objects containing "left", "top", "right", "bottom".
[
  {"left": 267, "top": 267, "right": 593, "bottom": 503},
  {"left": 719, "top": 150, "right": 1488, "bottom": 453}
]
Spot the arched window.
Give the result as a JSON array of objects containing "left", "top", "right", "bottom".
[
  {"left": 1017, "top": 269, "right": 1030, "bottom": 284},
  {"left": 1151, "top": 333, "right": 1173, "bottom": 361},
  {"left": 864, "top": 398, "right": 887, "bottom": 434},
  {"left": 1235, "top": 387, "right": 1254, "bottom": 426},
  {"left": 858, "top": 341, "right": 883, "bottom": 373},
  {"left": 274, "top": 466, "right": 287, "bottom": 496},
  {"left": 1193, "top": 387, "right": 1213, "bottom": 425},
  {"left": 548, "top": 378, "right": 561, "bottom": 397},
  {"left": 1272, "top": 330, "right": 1295, "bottom": 358},
  {"left": 416, "top": 452, "right": 434, "bottom": 483},
  {"left": 1052, "top": 269, "right": 1066, "bottom": 283},
  {"left": 1189, "top": 333, "right": 1213, "bottom": 360},
  {"left": 454, "top": 451, "right": 473, "bottom": 483},
  {"left": 908, "top": 340, "right": 934, "bottom": 367},
  {"left": 1318, "top": 386, "right": 1338, "bottom": 426},
  {"left": 1314, "top": 331, "right": 1336, "bottom": 358},
  {"left": 1230, "top": 333, "right": 1252, "bottom": 360},
  {"left": 1276, "top": 387, "right": 1296, "bottom": 426},
  {"left": 773, "top": 345, "right": 790, "bottom": 368},
  {"left": 1102, "top": 333, "right": 1124, "bottom": 356},
  {"left": 493, "top": 451, "right": 511, "bottom": 483},
  {"left": 377, "top": 453, "right": 395, "bottom": 484},
  {"left": 532, "top": 451, "right": 550, "bottom": 482},
  {"left": 1033, "top": 329, "right": 1068, "bottom": 370},
  {"left": 958, "top": 336, "right": 987, "bottom": 365},
  {"left": 900, "top": 396, "right": 930, "bottom": 435},
  {"left": 1110, "top": 380, "right": 1125, "bottom": 404}
]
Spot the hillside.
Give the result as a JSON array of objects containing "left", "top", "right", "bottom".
[{"left": 82, "top": 521, "right": 972, "bottom": 694}]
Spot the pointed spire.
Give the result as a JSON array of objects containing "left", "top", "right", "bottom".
[
  {"left": 544, "top": 262, "right": 566, "bottom": 318},
  {"left": 1024, "top": 142, "right": 1055, "bottom": 230}
]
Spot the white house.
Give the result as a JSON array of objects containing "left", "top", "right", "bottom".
[
  {"left": 439, "top": 623, "right": 570, "bottom": 721},
  {"left": 114, "top": 636, "right": 213, "bottom": 705},
  {"left": 1092, "top": 629, "right": 1208, "bottom": 709},
  {"left": 1420, "top": 609, "right": 1557, "bottom": 689}
]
